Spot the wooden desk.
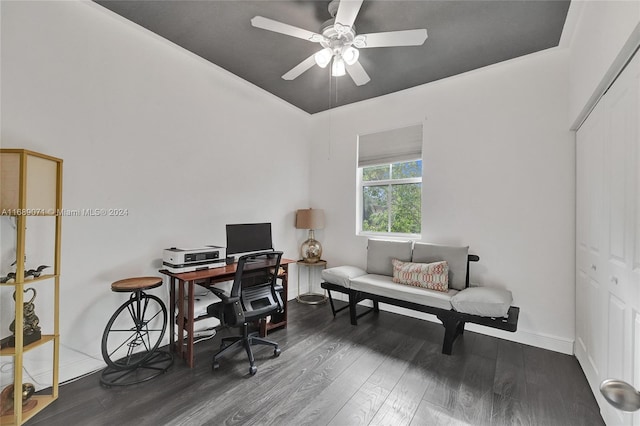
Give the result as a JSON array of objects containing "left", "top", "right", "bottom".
[{"left": 160, "top": 258, "right": 294, "bottom": 368}]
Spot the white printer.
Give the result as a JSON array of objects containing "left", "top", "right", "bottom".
[{"left": 163, "top": 245, "right": 226, "bottom": 273}]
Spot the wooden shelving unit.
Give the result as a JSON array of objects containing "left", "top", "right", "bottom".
[{"left": 0, "top": 149, "right": 62, "bottom": 425}]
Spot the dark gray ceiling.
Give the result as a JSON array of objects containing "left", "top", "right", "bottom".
[{"left": 96, "top": 0, "right": 570, "bottom": 114}]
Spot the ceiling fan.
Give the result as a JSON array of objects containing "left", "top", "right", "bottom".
[{"left": 251, "top": 0, "right": 428, "bottom": 86}]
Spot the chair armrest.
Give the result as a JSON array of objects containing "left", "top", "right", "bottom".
[
  {"left": 207, "top": 288, "right": 242, "bottom": 326},
  {"left": 272, "top": 284, "right": 284, "bottom": 312}
]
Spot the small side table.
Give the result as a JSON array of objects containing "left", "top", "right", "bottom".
[{"left": 297, "top": 260, "right": 327, "bottom": 305}]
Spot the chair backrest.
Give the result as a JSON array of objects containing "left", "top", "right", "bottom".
[{"left": 232, "top": 251, "right": 283, "bottom": 321}]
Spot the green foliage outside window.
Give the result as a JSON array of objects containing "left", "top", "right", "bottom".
[
  {"left": 392, "top": 161, "right": 421, "bottom": 179},
  {"left": 362, "top": 165, "right": 389, "bottom": 181},
  {"left": 363, "top": 186, "right": 389, "bottom": 232},
  {"left": 362, "top": 160, "right": 421, "bottom": 234}
]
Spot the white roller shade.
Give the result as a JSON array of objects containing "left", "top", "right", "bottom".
[{"left": 358, "top": 124, "right": 423, "bottom": 167}]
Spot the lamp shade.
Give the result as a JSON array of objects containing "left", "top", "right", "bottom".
[
  {"left": 295, "top": 209, "right": 325, "bottom": 230},
  {"left": 342, "top": 46, "right": 359, "bottom": 65},
  {"left": 314, "top": 48, "right": 332, "bottom": 68},
  {"left": 331, "top": 57, "right": 346, "bottom": 77}
]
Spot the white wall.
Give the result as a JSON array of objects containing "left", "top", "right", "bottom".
[
  {"left": 309, "top": 49, "right": 575, "bottom": 354},
  {"left": 567, "top": 0, "right": 640, "bottom": 127},
  {"left": 0, "top": 1, "right": 311, "bottom": 385}
]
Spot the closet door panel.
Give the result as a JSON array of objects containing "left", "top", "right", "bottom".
[
  {"left": 605, "top": 66, "right": 636, "bottom": 301},
  {"left": 625, "top": 52, "right": 640, "bottom": 426},
  {"left": 576, "top": 269, "right": 589, "bottom": 354},
  {"left": 629, "top": 53, "right": 640, "bottom": 302},
  {"left": 586, "top": 101, "right": 606, "bottom": 280},
  {"left": 633, "top": 310, "right": 640, "bottom": 426},
  {"left": 575, "top": 99, "right": 606, "bottom": 382},
  {"left": 587, "top": 276, "right": 605, "bottom": 377},
  {"left": 607, "top": 294, "right": 626, "bottom": 382},
  {"left": 606, "top": 294, "right": 630, "bottom": 425},
  {"left": 576, "top": 135, "right": 589, "bottom": 276}
]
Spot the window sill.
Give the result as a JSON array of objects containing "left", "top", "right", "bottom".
[{"left": 357, "top": 231, "right": 422, "bottom": 240}]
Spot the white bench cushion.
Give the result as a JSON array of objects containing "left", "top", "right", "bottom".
[
  {"left": 451, "top": 287, "right": 512, "bottom": 317},
  {"left": 350, "top": 274, "right": 458, "bottom": 310},
  {"left": 321, "top": 266, "right": 367, "bottom": 289}
]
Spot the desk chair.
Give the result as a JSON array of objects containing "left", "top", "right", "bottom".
[{"left": 209, "top": 251, "right": 284, "bottom": 375}]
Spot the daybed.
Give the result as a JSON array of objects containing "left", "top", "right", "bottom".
[{"left": 320, "top": 239, "right": 520, "bottom": 355}]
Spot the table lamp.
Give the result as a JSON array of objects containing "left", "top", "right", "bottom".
[{"left": 295, "top": 208, "right": 325, "bottom": 263}]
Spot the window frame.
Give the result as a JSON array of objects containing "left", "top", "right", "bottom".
[{"left": 356, "top": 160, "right": 422, "bottom": 238}]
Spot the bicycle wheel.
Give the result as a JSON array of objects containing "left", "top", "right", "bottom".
[{"left": 101, "top": 293, "right": 167, "bottom": 370}]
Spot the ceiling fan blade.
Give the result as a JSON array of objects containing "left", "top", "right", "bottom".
[
  {"left": 356, "top": 29, "right": 428, "bottom": 48},
  {"left": 335, "top": 0, "right": 364, "bottom": 30},
  {"left": 251, "top": 16, "right": 323, "bottom": 42},
  {"left": 346, "top": 61, "right": 370, "bottom": 86},
  {"left": 282, "top": 53, "right": 318, "bottom": 80}
]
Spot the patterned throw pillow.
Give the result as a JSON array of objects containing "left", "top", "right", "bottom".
[{"left": 391, "top": 259, "right": 449, "bottom": 292}]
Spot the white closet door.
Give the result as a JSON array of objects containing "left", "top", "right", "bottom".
[
  {"left": 622, "top": 52, "right": 640, "bottom": 426},
  {"left": 576, "top": 98, "right": 607, "bottom": 387},
  {"left": 634, "top": 55, "right": 640, "bottom": 403},
  {"left": 576, "top": 49, "right": 639, "bottom": 426}
]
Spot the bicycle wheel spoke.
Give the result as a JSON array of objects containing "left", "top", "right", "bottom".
[
  {"left": 107, "top": 332, "right": 137, "bottom": 358},
  {"left": 141, "top": 306, "right": 163, "bottom": 351}
]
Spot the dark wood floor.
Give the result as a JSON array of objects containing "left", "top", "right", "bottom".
[{"left": 30, "top": 301, "right": 604, "bottom": 426}]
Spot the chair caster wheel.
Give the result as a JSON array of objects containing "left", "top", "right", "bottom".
[
  {"left": 249, "top": 365, "right": 257, "bottom": 376},
  {"left": 212, "top": 361, "right": 220, "bottom": 371},
  {"left": 274, "top": 348, "right": 281, "bottom": 357}
]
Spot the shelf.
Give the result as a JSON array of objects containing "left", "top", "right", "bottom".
[
  {"left": 0, "top": 149, "right": 62, "bottom": 425},
  {"left": 0, "top": 394, "right": 57, "bottom": 425},
  {"left": 0, "top": 275, "right": 58, "bottom": 287},
  {"left": 0, "top": 335, "right": 56, "bottom": 356}
]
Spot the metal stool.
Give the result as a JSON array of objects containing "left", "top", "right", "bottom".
[{"left": 100, "top": 277, "right": 173, "bottom": 387}]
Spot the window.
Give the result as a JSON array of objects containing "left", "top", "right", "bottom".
[
  {"left": 357, "top": 124, "right": 422, "bottom": 236},
  {"left": 360, "top": 160, "right": 422, "bottom": 234}
]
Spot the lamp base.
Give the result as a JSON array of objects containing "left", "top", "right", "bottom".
[
  {"left": 300, "top": 230, "right": 322, "bottom": 263},
  {"left": 297, "top": 293, "right": 327, "bottom": 304}
]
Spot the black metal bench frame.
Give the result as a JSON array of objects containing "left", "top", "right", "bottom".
[{"left": 320, "top": 254, "right": 520, "bottom": 355}]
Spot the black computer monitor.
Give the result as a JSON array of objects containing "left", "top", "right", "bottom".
[{"left": 226, "top": 223, "right": 273, "bottom": 256}]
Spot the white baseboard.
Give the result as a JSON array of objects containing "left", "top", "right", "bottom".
[
  {"left": 465, "top": 323, "right": 574, "bottom": 355},
  {"left": 39, "top": 348, "right": 104, "bottom": 391},
  {"left": 330, "top": 293, "right": 574, "bottom": 355},
  {"left": 57, "top": 354, "right": 105, "bottom": 385}
]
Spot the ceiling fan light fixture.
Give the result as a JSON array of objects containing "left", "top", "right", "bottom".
[
  {"left": 251, "top": 0, "right": 427, "bottom": 86},
  {"left": 342, "top": 46, "right": 359, "bottom": 65},
  {"left": 331, "top": 57, "right": 346, "bottom": 77},
  {"left": 314, "top": 48, "right": 333, "bottom": 68}
]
